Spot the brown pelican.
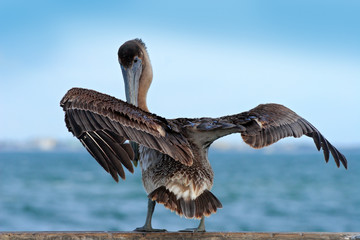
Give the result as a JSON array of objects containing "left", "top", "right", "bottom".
[{"left": 60, "top": 39, "right": 347, "bottom": 232}]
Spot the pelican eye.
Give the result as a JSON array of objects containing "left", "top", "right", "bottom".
[{"left": 134, "top": 58, "right": 138, "bottom": 63}]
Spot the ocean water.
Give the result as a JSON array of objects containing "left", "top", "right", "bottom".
[{"left": 0, "top": 149, "right": 359, "bottom": 232}]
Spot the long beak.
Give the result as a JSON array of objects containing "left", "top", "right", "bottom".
[{"left": 120, "top": 62, "right": 142, "bottom": 106}]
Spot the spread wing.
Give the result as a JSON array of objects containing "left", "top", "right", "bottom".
[
  {"left": 60, "top": 88, "right": 194, "bottom": 181},
  {"left": 184, "top": 103, "right": 347, "bottom": 169},
  {"left": 228, "top": 103, "right": 347, "bottom": 168}
]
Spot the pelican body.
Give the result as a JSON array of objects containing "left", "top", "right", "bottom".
[{"left": 60, "top": 39, "right": 347, "bottom": 231}]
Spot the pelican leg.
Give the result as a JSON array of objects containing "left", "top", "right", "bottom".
[
  {"left": 179, "top": 216, "right": 206, "bottom": 232},
  {"left": 134, "top": 199, "right": 166, "bottom": 232}
]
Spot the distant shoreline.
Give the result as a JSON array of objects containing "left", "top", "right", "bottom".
[{"left": 1, "top": 138, "right": 359, "bottom": 153}]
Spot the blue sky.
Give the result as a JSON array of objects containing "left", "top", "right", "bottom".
[{"left": 0, "top": 0, "right": 359, "bottom": 146}]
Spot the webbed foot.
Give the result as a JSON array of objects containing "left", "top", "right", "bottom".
[
  {"left": 134, "top": 199, "right": 166, "bottom": 232},
  {"left": 178, "top": 216, "right": 206, "bottom": 232},
  {"left": 134, "top": 226, "right": 166, "bottom": 232},
  {"left": 178, "top": 227, "right": 205, "bottom": 233}
]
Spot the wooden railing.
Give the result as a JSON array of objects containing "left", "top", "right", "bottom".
[{"left": 1, "top": 232, "right": 359, "bottom": 240}]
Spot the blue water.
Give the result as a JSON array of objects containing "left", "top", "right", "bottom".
[{"left": 0, "top": 149, "right": 359, "bottom": 232}]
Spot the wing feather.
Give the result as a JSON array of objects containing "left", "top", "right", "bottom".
[
  {"left": 88, "top": 131, "right": 126, "bottom": 180},
  {"left": 60, "top": 87, "right": 194, "bottom": 182},
  {"left": 211, "top": 103, "right": 347, "bottom": 169},
  {"left": 238, "top": 103, "right": 347, "bottom": 169},
  {"left": 80, "top": 138, "right": 109, "bottom": 172}
]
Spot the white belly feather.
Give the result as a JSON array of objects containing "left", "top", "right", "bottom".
[{"left": 139, "top": 145, "right": 213, "bottom": 201}]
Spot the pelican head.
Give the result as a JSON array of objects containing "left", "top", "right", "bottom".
[{"left": 118, "top": 39, "right": 153, "bottom": 111}]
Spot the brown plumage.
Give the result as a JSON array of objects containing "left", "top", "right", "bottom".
[{"left": 60, "top": 38, "right": 347, "bottom": 231}]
